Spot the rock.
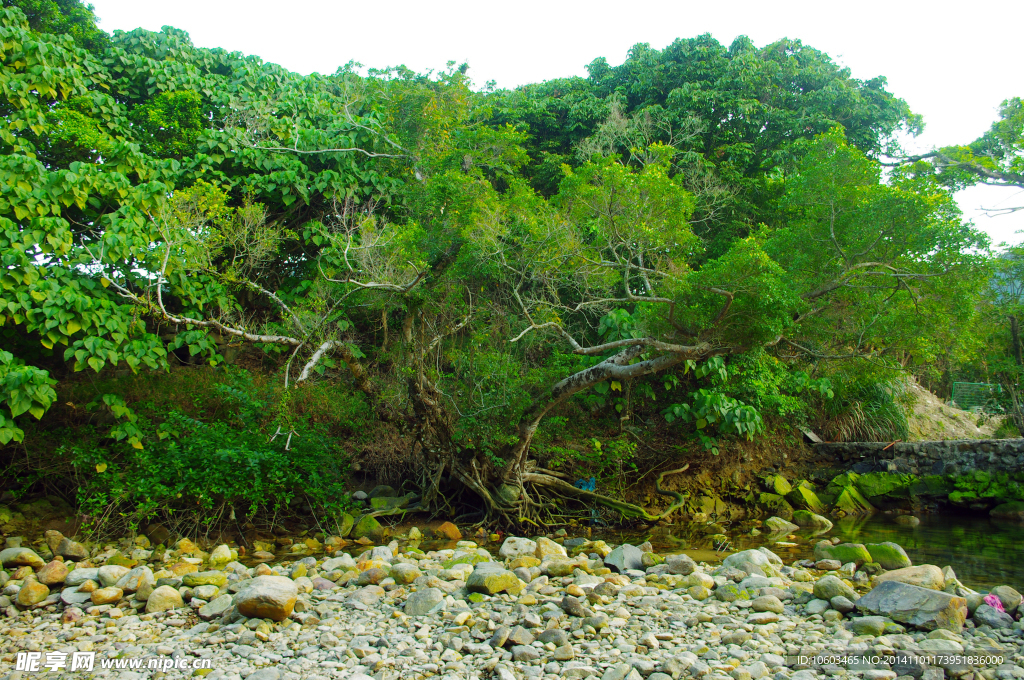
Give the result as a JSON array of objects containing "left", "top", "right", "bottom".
[
  {"left": 347, "top": 585, "right": 384, "bottom": 606},
  {"left": 352, "top": 515, "right": 384, "bottom": 541},
  {"left": 356, "top": 568, "right": 386, "bottom": 586},
  {"left": 989, "top": 585, "right": 1022, "bottom": 614},
  {"left": 182, "top": 570, "right": 227, "bottom": 587},
  {"left": 990, "top": 501, "right": 1024, "bottom": 519},
  {"left": 813, "top": 575, "right": 857, "bottom": 601},
  {"left": 792, "top": 510, "right": 833, "bottom": 531},
  {"left": 390, "top": 563, "right": 421, "bottom": 585},
  {"left": 36, "top": 560, "right": 69, "bottom": 585},
  {"left": 605, "top": 544, "right": 644, "bottom": 573},
  {"left": 405, "top": 587, "right": 444, "bottom": 616},
  {"left": 865, "top": 542, "right": 912, "bottom": 570},
  {"left": 508, "top": 625, "right": 534, "bottom": 646},
  {"left": 535, "top": 537, "right": 567, "bottom": 560},
  {"left": 722, "top": 549, "right": 773, "bottom": 577},
  {"left": 16, "top": 580, "right": 49, "bottom": 606},
  {"left": 538, "top": 628, "right": 570, "bottom": 646},
  {"left": 856, "top": 580, "right": 967, "bottom": 632},
  {"left": 146, "top": 585, "right": 184, "bottom": 613},
  {"left": 688, "top": 585, "right": 711, "bottom": 600},
  {"left": 813, "top": 541, "right": 872, "bottom": 567},
  {"left": 752, "top": 595, "right": 784, "bottom": 613},
  {"left": 116, "top": 566, "right": 154, "bottom": 593},
  {"left": 197, "top": 593, "right": 233, "bottom": 619},
  {"left": 499, "top": 537, "right": 538, "bottom": 560},
  {"left": 786, "top": 484, "right": 826, "bottom": 512},
  {"left": 234, "top": 575, "right": 298, "bottom": 621},
  {"left": 665, "top": 553, "right": 696, "bottom": 575},
  {"left": 512, "top": 645, "right": 540, "bottom": 661},
  {"left": 973, "top": 603, "right": 1014, "bottom": 628},
  {"left": 434, "top": 521, "right": 462, "bottom": 540},
  {"left": 208, "top": 544, "right": 232, "bottom": 568},
  {"left": 90, "top": 586, "right": 123, "bottom": 605},
  {"left": 55, "top": 537, "right": 89, "bottom": 562},
  {"left": 764, "top": 516, "right": 799, "bottom": 533},
  {"left": 322, "top": 554, "right": 357, "bottom": 572},
  {"left": 0, "top": 547, "right": 45, "bottom": 569},
  {"left": 815, "top": 559, "right": 842, "bottom": 571},
  {"left": 561, "top": 595, "right": 588, "bottom": 617},
  {"left": 874, "top": 565, "right": 945, "bottom": 590},
  {"left": 489, "top": 625, "right": 510, "bottom": 647},
  {"left": 806, "top": 598, "right": 831, "bottom": 615},
  {"left": 852, "top": 616, "right": 888, "bottom": 636},
  {"left": 65, "top": 567, "right": 99, "bottom": 587},
  {"left": 553, "top": 643, "right": 575, "bottom": 661},
  {"left": 894, "top": 515, "right": 921, "bottom": 526},
  {"left": 830, "top": 595, "right": 856, "bottom": 613},
  {"left": 467, "top": 568, "right": 522, "bottom": 595},
  {"left": 97, "top": 564, "right": 129, "bottom": 587}
]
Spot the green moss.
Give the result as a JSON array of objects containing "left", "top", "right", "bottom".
[
  {"left": 813, "top": 541, "right": 872, "bottom": 566},
  {"left": 855, "top": 472, "right": 915, "bottom": 499},
  {"left": 441, "top": 554, "right": 491, "bottom": 569},
  {"left": 765, "top": 474, "right": 793, "bottom": 496},
  {"left": 786, "top": 484, "right": 825, "bottom": 513},
  {"left": 833, "top": 486, "right": 874, "bottom": 514},
  {"left": 864, "top": 542, "right": 912, "bottom": 569}
]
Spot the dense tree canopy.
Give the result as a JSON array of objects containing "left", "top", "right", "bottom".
[{"left": 0, "top": 2, "right": 1006, "bottom": 525}]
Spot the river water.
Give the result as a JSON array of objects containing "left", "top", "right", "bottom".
[{"left": 620, "top": 513, "right": 1024, "bottom": 591}]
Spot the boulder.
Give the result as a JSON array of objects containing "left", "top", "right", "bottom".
[
  {"left": 792, "top": 510, "right": 833, "bottom": 531},
  {"left": 665, "top": 553, "right": 696, "bottom": 575},
  {"left": 97, "top": 564, "right": 129, "bottom": 587},
  {"left": 499, "top": 537, "right": 538, "bottom": 560},
  {"left": 851, "top": 616, "right": 888, "bottom": 636},
  {"left": 182, "top": 570, "right": 227, "bottom": 588},
  {"left": 874, "top": 565, "right": 944, "bottom": 590},
  {"left": 813, "top": 541, "right": 871, "bottom": 567},
  {"left": 348, "top": 585, "right": 385, "bottom": 606},
  {"left": 390, "top": 563, "right": 422, "bottom": 585},
  {"left": 786, "top": 484, "right": 826, "bottom": 513},
  {"left": 466, "top": 568, "right": 522, "bottom": 595},
  {"left": 813, "top": 575, "right": 857, "bottom": 601},
  {"left": 90, "top": 586, "right": 123, "bottom": 605},
  {"left": 865, "top": 542, "right": 912, "bottom": 570},
  {"left": 973, "top": 603, "right": 1014, "bottom": 629},
  {"left": 16, "top": 580, "right": 49, "bottom": 607},
  {"left": 65, "top": 567, "right": 100, "bottom": 587},
  {"left": 535, "top": 537, "right": 567, "bottom": 560},
  {"left": 989, "top": 501, "right": 1024, "bottom": 520},
  {"left": 722, "top": 549, "right": 774, "bottom": 577},
  {"left": 56, "top": 537, "right": 89, "bottom": 562},
  {"left": 234, "top": 575, "right": 298, "bottom": 621},
  {"left": 36, "top": 560, "right": 69, "bottom": 586},
  {"left": 198, "top": 594, "right": 233, "bottom": 620},
  {"left": 208, "top": 545, "right": 232, "bottom": 568},
  {"left": 0, "top": 547, "right": 45, "bottom": 570},
  {"left": 989, "top": 585, "right": 1022, "bottom": 614},
  {"left": 116, "top": 566, "right": 154, "bottom": 593},
  {"left": 352, "top": 515, "right": 384, "bottom": 541},
  {"left": 856, "top": 580, "right": 967, "bottom": 632},
  {"left": 434, "top": 522, "right": 462, "bottom": 540},
  {"left": 764, "top": 517, "right": 799, "bottom": 533},
  {"left": 146, "top": 585, "right": 184, "bottom": 613},
  {"left": 404, "top": 587, "right": 445, "bottom": 616},
  {"left": 605, "top": 544, "right": 644, "bottom": 573}
]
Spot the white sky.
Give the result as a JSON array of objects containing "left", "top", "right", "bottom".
[{"left": 89, "top": 0, "right": 1024, "bottom": 246}]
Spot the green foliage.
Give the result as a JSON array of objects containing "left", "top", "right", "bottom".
[
  {"left": 2, "top": 0, "right": 108, "bottom": 52},
  {"left": 57, "top": 368, "right": 355, "bottom": 532},
  {"left": 128, "top": 90, "right": 204, "bottom": 158},
  {"left": 817, "top": 367, "right": 911, "bottom": 442},
  {"left": 0, "top": 349, "right": 56, "bottom": 443}
]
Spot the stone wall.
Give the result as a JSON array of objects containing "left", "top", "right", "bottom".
[{"left": 814, "top": 439, "right": 1024, "bottom": 476}]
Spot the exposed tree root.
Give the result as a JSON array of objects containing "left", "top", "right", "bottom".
[{"left": 521, "top": 464, "right": 690, "bottom": 524}]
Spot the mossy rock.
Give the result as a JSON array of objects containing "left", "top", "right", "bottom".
[
  {"left": 441, "top": 553, "right": 490, "bottom": 569},
  {"left": 785, "top": 485, "right": 825, "bottom": 513},
  {"left": 792, "top": 510, "right": 832, "bottom": 530},
  {"left": 813, "top": 541, "right": 872, "bottom": 567},
  {"left": 855, "top": 472, "right": 916, "bottom": 499},
  {"left": 764, "top": 474, "right": 793, "bottom": 496},
  {"left": 990, "top": 501, "right": 1024, "bottom": 520},
  {"left": 758, "top": 493, "right": 795, "bottom": 521},
  {"left": 106, "top": 552, "right": 137, "bottom": 568},
  {"left": 910, "top": 475, "right": 955, "bottom": 498},
  {"left": 833, "top": 486, "right": 874, "bottom": 515},
  {"left": 714, "top": 583, "right": 749, "bottom": 602},
  {"left": 467, "top": 592, "right": 486, "bottom": 603},
  {"left": 352, "top": 515, "right": 384, "bottom": 541},
  {"left": 337, "top": 513, "right": 355, "bottom": 538},
  {"left": 865, "top": 542, "right": 912, "bottom": 570},
  {"left": 369, "top": 493, "right": 415, "bottom": 511}
]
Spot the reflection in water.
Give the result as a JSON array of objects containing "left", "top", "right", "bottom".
[{"left": 635, "top": 514, "right": 1024, "bottom": 591}]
